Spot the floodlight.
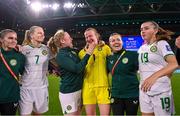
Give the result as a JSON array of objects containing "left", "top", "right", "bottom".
[
  {"left": 52, "top": 3, "right": 60, "bottom": 10},
  {"left": 30, "top": 2, "right": 42, "bottom": 12},
  {"left": 64, "top": 2, "right": 75, "bottom": 9}
]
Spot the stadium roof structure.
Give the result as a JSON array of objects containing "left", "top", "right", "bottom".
[
  {"left": 1, "top": 0, "right": 180, "bottom": 21},
  {"left": 0, "top": 0, "right": 180, "bottom": 38}
]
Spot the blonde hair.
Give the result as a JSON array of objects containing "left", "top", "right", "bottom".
[
  {"left": 22, "top": 26, "right": 43, "bottom": 45},
  {"left": 143, "top": 21, "right": 175, "bottom": 41},
  {"left": 47, "top": 29, "right": 65, "bottom": 56},
  {"left": 84, "top": 27, "right": 100, "bottom": 40}
]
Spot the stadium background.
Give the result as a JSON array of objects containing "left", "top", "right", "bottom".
[{"left": 0, "top": 0, "right": 180, "bottom": 115}]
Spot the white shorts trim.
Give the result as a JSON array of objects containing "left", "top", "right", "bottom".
[
  {"left": 19, "top": 87, "right": 49, "bottom": 115},
  {"left": 59, "top": 90, "right": 82, "bottom": 114},
  {"left": 140, "top": 90, "right": 175, "bottom": 115}
]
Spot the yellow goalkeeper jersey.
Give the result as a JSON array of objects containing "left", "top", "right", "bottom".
[{"left": 79, "top": 44, "right": 111, "bottom": 87}]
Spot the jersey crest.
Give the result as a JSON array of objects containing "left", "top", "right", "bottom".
[
  {"left": 10, "top": 59, "right": 17, "bottom": 66},
  {"left": 42, "top": 50, "right": 48, "bottom": 56},
  {"left": 122, "top": 57, "right": 128, "bottom": 64},
  {"left": 98, "top": 47, "right": 102, "bottom": 51},
  {"left": 150, "top": 45, "right": 157, "bottom": 52}
]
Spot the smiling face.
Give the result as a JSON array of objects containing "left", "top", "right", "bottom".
[
  {"left": 140, "top": 22, "right": 158, "bottom": 43},
  {"left": 0, "top": 32, "right": 17, "bottom": 50},
  {"left": 30, "top": 27, "right": 45, "bottom": 43},
  {"left": 84, "top": 30, "right": 98, "bottom": 44},
  {"left": 109, "top": 34, "right": 123, "bottom": 53}
]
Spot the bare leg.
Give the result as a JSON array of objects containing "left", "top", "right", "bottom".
[
  {"left": 98, "top": 104, "right": 110, "bottom": 116},
  {"left": 141, "top": 112, "right": 154, "bottom": 116},
  {"left": 84, "top": 104, "right": 96, "bottom": 115}
]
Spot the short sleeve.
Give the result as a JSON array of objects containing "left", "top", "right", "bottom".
[{"left": 157, "top": 40, "right": 174, "bottom": 58}]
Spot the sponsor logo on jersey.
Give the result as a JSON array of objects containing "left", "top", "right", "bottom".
[
  {"left": 110, "top": 60, "right": 114, "bottom": 64},
  {"left": 71, "top": 51, "right": 77, "bottom": 55},
  {"left": 67, "top": 105, "right": 72, "bottom": 111},
  {"left": 25, "top": 51, "right": 31, "bottom": 55},
  {"left": 150, "top": 46, "right": 157, "bottom": 52},
  {"left": 165, "top": 45, "right": 172, "bottom": 51},
  {"left": 133, "top": 100, "right": 138, "bottom": 104},
  {"left": 122, "top": 57, "right": 128, "bottom": 64},
  {"left": 13, "top": 102, "right": 18, "bottom": 108},
  {"left": 10, "top": 59, "right": 17, "bottom": 66},
  {"left": 42, "top": 50, "right": 48, "bottom": 55}
]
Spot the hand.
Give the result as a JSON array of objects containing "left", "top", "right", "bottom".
[
  {"left": 86, "top": 41, "right": 97, "bottom": 55},
  {"left": 84, "top": 44, "right": 89, "bottom": 51},
  {"left": 141, "top": 75, "right": 158, "bottom": 92}
]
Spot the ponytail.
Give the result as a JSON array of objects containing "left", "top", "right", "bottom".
[
  {"left": 47, "top": 37, "right": 58, "bottom": 56},
  {"left": 144, "top": 21, "right": 175, "bottom": 41},
  {"left": 156, "top": 27, "right": 175, "bottom": 41},
  {"left": 22, "top": 30, "right": 31, "bottom": 45},
  {"left": 22, "top": 26, "right": 43, "bottom": 45}
]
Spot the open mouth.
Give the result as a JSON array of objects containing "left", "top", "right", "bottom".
[{"left": 113, "top": 44, "right": 120, "bottom": 47}]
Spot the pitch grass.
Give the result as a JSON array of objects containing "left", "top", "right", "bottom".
[{"left": 45, "top": 73, "right": 180, "bottom": 115}]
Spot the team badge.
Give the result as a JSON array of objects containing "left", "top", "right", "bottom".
[
  {"left": 67, "top": 105, "right": 72, "bottom": 111},
  {"left": 10, "top": 59, "right": 17, "bottom": 66},
  {"left": 150, "top": 46, "right": 157, "bottom": 52},
  {"left": 42, "top": 50, "right": 48, "bottom": 55},
  {"left": 110, "top": 98, "right": 114, "bottom": 103},
  {"left": 122, "top": 58, "right": 128, "bottom": 64},
  {"left": 98, "top": 47, "right": 102, "bottom": 51}
]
